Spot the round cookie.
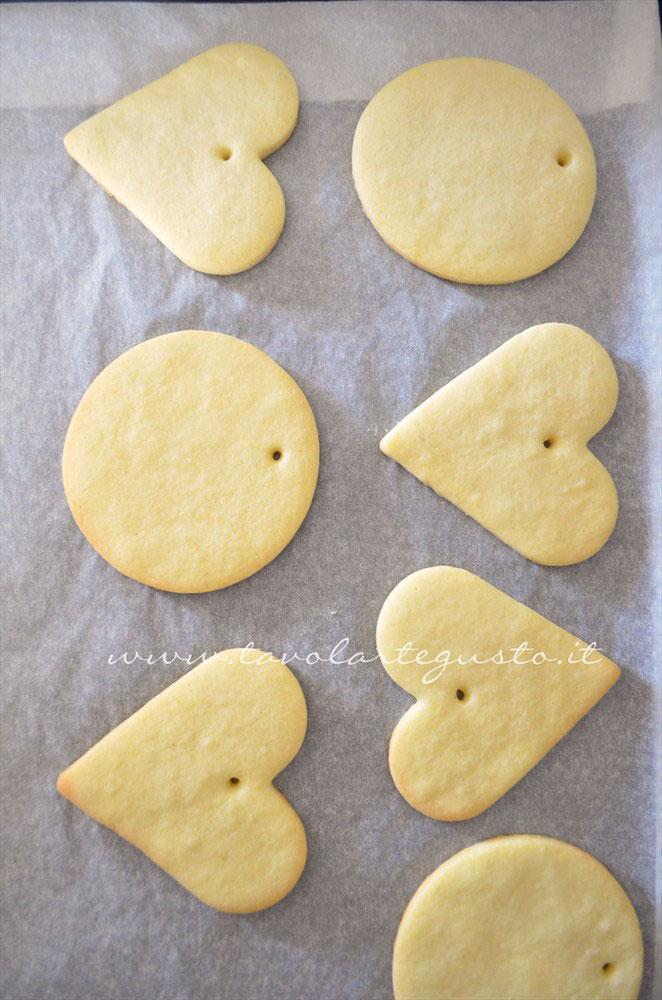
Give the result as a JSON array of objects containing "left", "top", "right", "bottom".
[
  {"left": 62, "top": 330, "right": 319, "bottom": 592},
  {"left": 393, "top": 836, "right": 643, "bottom": 1000},
  {"left": 352, "top": 58, "right": 596, "bottom": 284}
]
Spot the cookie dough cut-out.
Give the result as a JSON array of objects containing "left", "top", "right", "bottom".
[
  {"left": 377, "top": 566, "right": 619, "bottom": 820},
  {"left": 353, "top": 57, "right": 596, "bottom": 283},
  {"left": 393, "top": 836, "right": 643, "bottom": 1000},
  {"left": 57, "top": 650, "right": 307, "bottom": 913},
  {"left": 62, "top": 330, "right": 319, "bottom": 592},
  {"left": 381, "top": 323, "right": 618, "bottom": 566},
  {"left": 65, "top": 44, "right": 299, "bottom": 274}
]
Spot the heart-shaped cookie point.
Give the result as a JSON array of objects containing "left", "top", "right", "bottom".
[
  {"left": 376, "top": 566, "right": 620, "bottom": 821},
  {"left": 56, "top": 650, "right": 307, "bottom": 913},
  {"left": 381, "top": 323, "right": 618, "bottom": 565},
  {"left": 64, "top": 44, "right": 299, "bottom": 274},
  {"left": 393, "top": 836, "right": 643, "bottom": 1000}
]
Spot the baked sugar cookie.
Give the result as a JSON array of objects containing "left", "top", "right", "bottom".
[
  {"left": 393, "top": 836, "right": 643, "bottom": 1000},
  {"left": 65, "top": 44, "right": 298, "bottom": 274},
  {"left": 353, "top": 58, "right": 596, "bottom": 283},
  {"left": 62, "top": 330, "right": 319, "bottom": 592},
  {"left": 381, "top": 323, "right": 618, "bottom": 566},
  {"left": 57, "top": 650, "right": 307, "bottom": 912},
  {"left": 377, "top": 566, "right": 619, "bottom": 820}
]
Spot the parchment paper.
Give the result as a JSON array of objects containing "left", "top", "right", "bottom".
[{"left": 1, "top": 3, "right": 660, "bottom": 999}]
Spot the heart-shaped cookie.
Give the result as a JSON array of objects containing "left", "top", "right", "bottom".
[
  {"left": 376, "top": 566, "right": 619, "bottom": 820},
  {"left": 57, "top": 650, "right": 307, "bottom": 912},
  {"left": 393, "top": 836, "right": 643, "bottom": 1000},
  {"left": 381, "top": 323, "right": 618, "bottom": 565},
  {"left": 64, "top": 44, "right": 298, "bottom": 274}
]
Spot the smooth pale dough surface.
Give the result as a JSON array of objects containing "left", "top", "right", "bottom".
[
  {"left": 393, "top": 836, "right": 643, "bottom": 1000},
  {"left": 57, "top": 650, "right": 307, "bottom": 913},
  {"left": 381, "top": 323, "right": 618, "bottom": 566},
  {"left": 352, "top": 57, "right": 596, "bottom": 284},
  {"left": 62, "top": 330, "right": 319, "bottom": 592},
  {"left": 64, "top": 44, "right": 298, "bottom": 274},
  {"left": 376, "top": 567, "right": 620, "bottom": 820}
]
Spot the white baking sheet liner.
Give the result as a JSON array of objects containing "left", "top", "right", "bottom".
[{"left": 1, "top": 2, "right": 660, "bottom": 998}]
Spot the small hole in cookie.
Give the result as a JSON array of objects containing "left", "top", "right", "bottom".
[
  {"left": 229, "top": 777, "right": 240, "bottom": 786},
  {"left": 272, "top": 450, "right": 282, "bottom": 461},
  {"left": 556, "top": 151, "right": 570, "bottom": 167},
  {"left": 602, "top": 963, "right": 614, "bottom": 975},
  {"left": 456, "top": 689, "right": 466, "bottom": 701},
  {"left": 543, "top": 438, "right": 553, "bottom": 449},
  {"left": 217, "top": 146, "right": 232, "bottom": 161}
]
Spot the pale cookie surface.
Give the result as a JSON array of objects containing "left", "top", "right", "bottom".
[
  {"left": 381, "top": 323, "right": 618, "bottom": 566},
  {"left": 352, "top": 57, "right": 596, "bottom": 284},
  {"left": 376, "top": 567, "right": 619, "bottom": 820},
  {"left": 57, "top": 650, "right": 307, "bottom": 913},
  {"left": 393, "top": 835, "right": 643, "bottom": 1000},
  {"left": 64, "top": 44, "right": 298, "bottom": 274},
  {"left": 62, "top": 330, "right": 319, "bottom": 592}
]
